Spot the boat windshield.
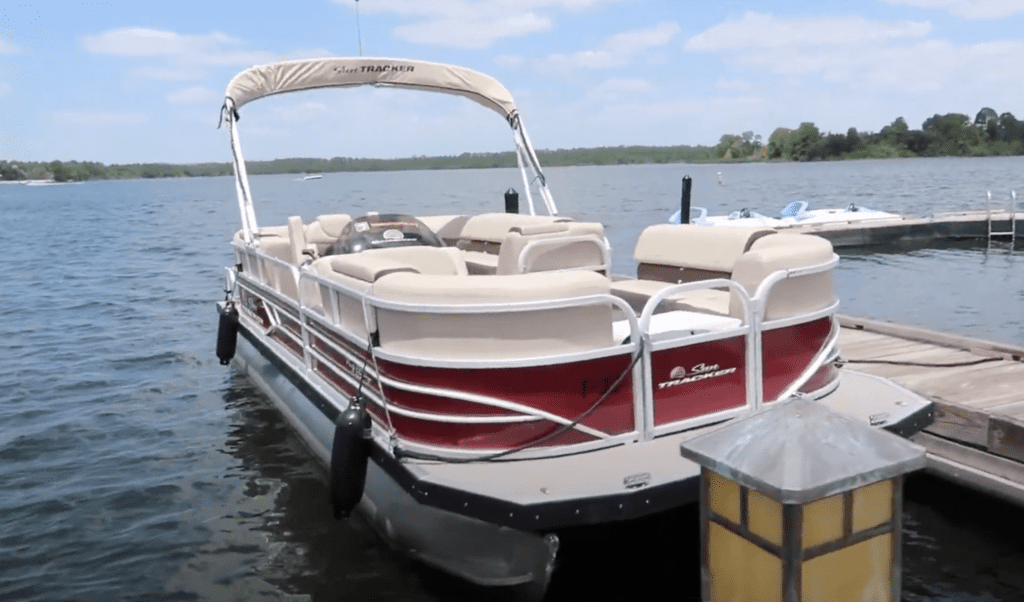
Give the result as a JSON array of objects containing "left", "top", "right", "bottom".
[{"left": 327, "top": 213, "right": 444, "bottom": 255}]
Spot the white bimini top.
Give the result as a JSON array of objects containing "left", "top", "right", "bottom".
[{"left": 224, "top": 57, "right": 519, "bottom": 123}]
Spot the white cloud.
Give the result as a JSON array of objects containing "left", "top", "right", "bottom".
[
  {"left": 685, "top": 12, "right": 1024, "bottom": 98},
  {"left": 0, "top": 81, "right": 10, "bottom": 96},
  {"left": 686, "top": 12, "right": 930, "bottom": 52},
  {"left": 495, "top": 54, "right": 525, "bottom": 69},
  {"left": 881, "top": 0, "right": 1024, "bottom": 19},
  {"left": 82, "top": 28, "right": 279, "bottom": 65},
  {"left": 540, "top": 21, "right": 679, "bottom": 71},
  {"left": 81, "top": 27, "right": 332, "bottom": 80},
  {"left": 393, "top": 11, "right": 550, "bottom": 48},
  {"left": 0, "top": 39, "right": 21, "bottom": 54},
  {"left": 53, "top": 111, "right": 147, "bottom": 126},
  {"left": 588, "top": 77, "right": 652, "bottom": 100},
  {"left": 342, "top": 0, "right": 628, "bottom": 48},
  {"left": 673, "top": 11, "right": 1024, "bottom": 141},
  {"left": 130, "top": 67, "right": 204, "bottom": 81},
  {"left": 166, "top": 86, "right": 220, "bottom": 104},
  {"left": 603, "top": 21, "right": 680, "bottom": 54},
  {"left": 715, "top": 78, "right": 753, "bottom": 92}
]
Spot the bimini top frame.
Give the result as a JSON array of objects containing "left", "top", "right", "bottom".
[{"left": 221, "top": 57, "right": 558, "bottom": 243}]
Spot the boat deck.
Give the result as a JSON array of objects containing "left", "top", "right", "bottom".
[{"left": 837, "top": 314, "right": 1024, "bottom": 505}]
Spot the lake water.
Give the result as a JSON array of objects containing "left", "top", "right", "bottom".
[{"left": 1, "top": 157, "right": 1023, "bottom": 601}]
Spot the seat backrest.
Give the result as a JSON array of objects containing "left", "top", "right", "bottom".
[
  {"left": 418, "top": 215, "right": 471, "bottom": 246},
  {"left": 728, "top": 233, "right": 835, "bottom": 321},
  {"left": 455, "top": 213, "right": 573, "bottom": 253},
  {"left": 633, "top": 224, "right": 776, "bottom": 283},
  {"left": 306, "top": 214, "right": 352, "bottom": 252},
  {"left": 495, "top": 222, "right": 609, "bottom": 275},
  {"left": 370, "top": 270, "right": 613, "bottom": 359}
]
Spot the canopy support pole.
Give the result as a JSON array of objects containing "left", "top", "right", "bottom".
[{"left": 226, "top": 100, "right": 258, "bottom": 244}]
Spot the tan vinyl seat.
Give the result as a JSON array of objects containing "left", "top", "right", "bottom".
[
  {"left": 305, "top": 214, "right": 352, "bottom": 253},
  {"left": 418, "top": 215, "right": 471, "bottom": 246},
  {"left": 610, "top": 224, "right": 776, "bottom": 315},
  {"left": 455, "top": 213, "right": 573, "bottom": 275},
  {"left": 370, "top": 270, "right": 614, "bottom": 359},
  {"left": 308, "top": 247, "right": 470, "bottom": 339},
  {"left": 729, "top": 233, "right": 836, "bottom": 321},
  {"left": 495, "top": 222, "right": 609, "bottom": 275}
]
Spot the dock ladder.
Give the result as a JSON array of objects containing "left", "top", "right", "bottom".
[{"left": 986, "top": 190, "right": 1017, "bottom": 243}]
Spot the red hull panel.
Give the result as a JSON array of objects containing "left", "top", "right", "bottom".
[
  {"left": 762, "top": 317, "right": 833, "bottom": 402},
  {"left": 650, "top": 336, "right": 747, "bottom": 425},
  {"left": 375, "top": 354, "right": 637, "bottom": 449}
]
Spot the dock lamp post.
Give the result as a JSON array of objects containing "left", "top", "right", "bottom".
[{"left": 679, "top": 396, "right": 926, "bottom": 602}]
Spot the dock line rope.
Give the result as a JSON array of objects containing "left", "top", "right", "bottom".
[
  {"left": 838, "top": 356, "right": 1002, "bottom": 368},
  {"left": 393, "top": 339, "right": 645, "bottom": 464}
]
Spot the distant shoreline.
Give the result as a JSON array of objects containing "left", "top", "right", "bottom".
[{"left": 3, "top": 135, "right": 1023, "bottom": 183}]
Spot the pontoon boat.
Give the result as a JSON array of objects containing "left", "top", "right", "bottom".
[{"left": 214, "top": 57, "right": 932, "bottom": 598}]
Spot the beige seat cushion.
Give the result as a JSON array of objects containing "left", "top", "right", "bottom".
[
  {"left": 610, "top": 279, "right": 731, "bottom": 316},
  {"left": 495, "top": 222, "right": 608, "bottom": 275},
  {"left": 729, "top": 234, "right": 835, "bottom": 320},
  {"left": 370, "top": 271, "right": 613, "bottom": 359},
  {"left": 418, "top": 215, "right": 470, "bottom": 245},
  {"left": 633, "top": 224, "right": 776, "bottom": 275},
  {"left": 458, "top": 212, "right": 573, "bottom": 244}
]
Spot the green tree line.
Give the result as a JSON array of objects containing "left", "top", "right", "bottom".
[
  {"left": 716, "top": 107, "right": 1024, "bottom": 162},
  {"left": 3, "top": 106, "right": 1022, "bottom": 182}
]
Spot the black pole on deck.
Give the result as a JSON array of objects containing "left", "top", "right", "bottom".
[
  {"left": 680, "top": 176, "right": 692, "bottom": 224},
  {"left": 505, "top": 188, "right": 519, "bottom": 214}
]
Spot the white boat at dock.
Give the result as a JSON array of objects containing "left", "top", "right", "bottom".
[
  {"left": 670, "top": 200, "right": 903, "bottom": 228},
  {"left": 213, "top": 57, "right": 933, "bottom": 598}
]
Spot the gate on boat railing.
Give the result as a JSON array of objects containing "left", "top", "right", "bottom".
[{"left": 230, "top": 244, "right": 839, "bottom": 458}]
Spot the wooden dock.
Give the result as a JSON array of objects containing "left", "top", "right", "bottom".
[
  {"left": 785, "top": 210, "right": 1021, "bottom": 248},
  {"left": 837, "top": 314, "right": 1024, "bottom": 505}
]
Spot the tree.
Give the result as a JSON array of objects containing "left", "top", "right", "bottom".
[
  {"left": 49, "top": 160, "right": 71, "bottom": 182},
  {"left": 846, "top": 127, "right": 864, "bottom": 152},
  {"left": 975, "top": 107, "right": 998, "bottom": 126},
  {"left": 880, "top": 117, "right": 910, "bottom": 149},
  {"left": 789, "top": 122, "right": 822, "bottom": 161},
  {"left": 767, "top": 127, "right": 793, "bottom": 159},
  {"left": 922, "top": 113, "right": 981, "bottom": 156},
  {"left": 0, "top": 161, "right": 26, "bottom": 180}
]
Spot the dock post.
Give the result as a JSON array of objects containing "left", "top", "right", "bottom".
[
  {"left": 680, "top": 176, "right": 692, "bottom": 224},
  {"left": 505, "top": 187, "right": 519, "bottom": 214},
  {"left": 679, "top": 396, "right": 926, "bottom": 602}
]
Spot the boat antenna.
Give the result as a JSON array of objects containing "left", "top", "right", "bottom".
[{"left": 355, "top": 0, "right": 362, "bottom": 56}]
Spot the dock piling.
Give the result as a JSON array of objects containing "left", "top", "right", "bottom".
[{"left": 680, "top": 176, "right": 692, "bottom": 224}]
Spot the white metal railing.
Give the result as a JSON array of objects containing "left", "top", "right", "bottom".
[
  {"left": 634, "top": 253, "right": 840, "bottom": 438},
  {"left": 231, "top": 243, "right": 841, "bottom": 456}
]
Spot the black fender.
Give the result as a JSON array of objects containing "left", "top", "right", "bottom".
[
  {"left": 216, "top": 302, "right": 239, "bottom": 365},
  {"left": 330, "top": 400, "right": 372, "bottom": 519}
]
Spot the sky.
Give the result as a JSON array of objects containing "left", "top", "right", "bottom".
[{"left": 2, "top": 0, "right": 1024, "bottom": 164}]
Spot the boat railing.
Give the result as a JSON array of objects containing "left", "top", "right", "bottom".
[
  {"left": 293, "top": 267, "right": 645, "bottom": 458},
  {"left": 637, "top": 278, "right": 754, "bottom": 439},
  {"left": 232, "top": 243, "right": 841, "bottom": 457},
  {"left": 634, "top": 252, "right": 840, "bottom": 438}
]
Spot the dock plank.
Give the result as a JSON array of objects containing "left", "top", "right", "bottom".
[
  {"left": 989, "top": 415, "right": 1024, "bottom": 464},
  {"left": 839, "top": 320, "right": 1024, "bottom": 455},
  {"left": 836, "top": 314, "right": 1024, "bottom": 506}
]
